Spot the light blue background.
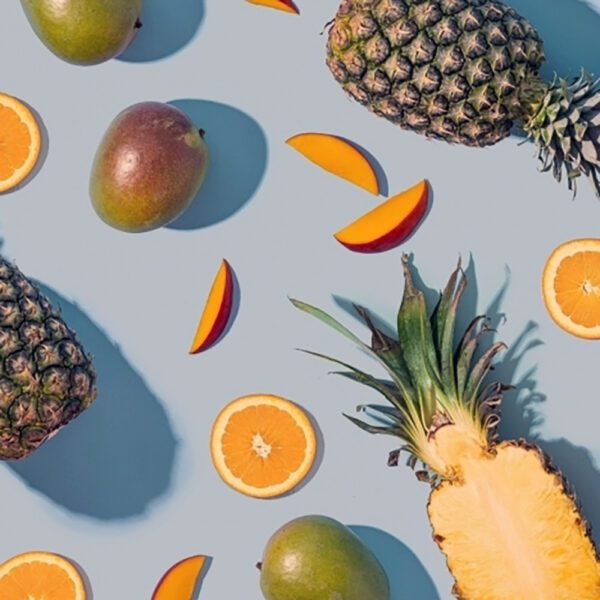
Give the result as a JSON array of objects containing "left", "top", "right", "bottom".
[{"left": 2, "top": 1, "right": 600, "bottom": 598}]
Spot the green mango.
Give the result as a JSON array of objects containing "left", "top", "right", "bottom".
[
  {"left": 20, "top": 0, "right": 143, "bottom": 65},
  {"left": 90, "top": 102, "right": 209, "bottom": 233},
  {"left": 260, "top": 516, "right": 390, "bottom": 600}
]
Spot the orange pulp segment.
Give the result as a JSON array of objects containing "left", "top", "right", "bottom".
[
  {"left": 0, "top": 551, "right": 86, "bottom": 600},
  {"left": 0, "top": 93, "right": 41, "bottom": 192}
]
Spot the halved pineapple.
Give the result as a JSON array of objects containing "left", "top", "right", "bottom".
[{"left": 292, "top": 256, "right": 600, "bottom": 600}]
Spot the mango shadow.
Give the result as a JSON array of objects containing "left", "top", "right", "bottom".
[
  {"left": 7, "top": 283, "right": 178, "bottom": 520},
  {"left": 119, "top": 0, "right": 205, "bottom": 62},
  {"left": 166, "top": 100, "right": 267, "bottom": 230},
  {"left": 350, "top": 526, "right": 440, "bottom": 600}
]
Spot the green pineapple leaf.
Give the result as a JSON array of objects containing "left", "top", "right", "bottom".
[
  {"left": 298, "top": 349, "right": 405, "bottom": 411},
  {"left": 397, "top": 257, "right": 443, "bottom": 397},
  {"left": 344, "top": 413, "right": 402, "bottom": 437}
]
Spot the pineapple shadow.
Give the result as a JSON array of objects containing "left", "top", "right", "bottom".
[
  {"left": 508, "top": 0, "right": 600, "bottom": 142},
  {"left": 493, "top": 328, "right": 600, "bottom": 548},
  {"left": 508, "top": 0, "right": 600, "bottom": 80},
  {"left": 118, "top": 0, "right": 205, "bottom": 62},
  {"left": 165, "top": 100, "right": 268, "bottom": 231},
  {"left": 7, "top": 283, "right": 178, "bottom": 521},
  {"left": 349, "top": 526, "right": 440, "bottom": 600}
]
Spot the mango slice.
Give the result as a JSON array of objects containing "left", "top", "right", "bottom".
[
  {"left": 334, "top": 180, "right": 429, "bottom": 253},
  {"left": 189, "top": 260, "right": 234, "bottom": 354},
  {"left": 287, "top": 133, "right": 380, "bottom": 195}
]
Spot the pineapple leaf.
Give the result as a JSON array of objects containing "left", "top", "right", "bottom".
[
  {"left": 463, "top": 341, "right": 507, "bottom": 406},
  {"left": 337, "top": 371, "right": 406, "bottom": 410},
  {"left": 388, "top": 448, "right": 401, "bottom": 467},
  {"left": 432, "top": 261, "right": 466, "bottom": 399},
  {"left": 297, "top": 348, "right": 406, "bottom": 410},
  {"left": 293, "top": 256, "right": 510, "bottom": 475},
  {"left": 397, "top": 257, "right": 443, "bottom": 395},
  {"left": 357, "top": 404, "right": 403, "bottom": 427},
  {"left": 352, "top": 304, "right": 415, "bottom": 396},
  {"left": 290, "top": 299, "right": 367, "bottom": 348},
  {"left": 358, "top": 403, "right": 405, "bottom": 423},
  {"left": 455, "top": 315, "right": 488, "bottom": 394},
  {"left": 290, "top": 298, "right": 412, "bottom": 397},
  {"left": 344, "top": 413, "right": 402, "bottom": 436}
]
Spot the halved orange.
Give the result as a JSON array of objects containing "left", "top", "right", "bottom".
[
  {"left": 0, "top": 93, "right": 42, "bottom": 193},
  {"left": 211, "top": 394, "right": 317, "bottom": 498},
  {"left": 543, "top": 239, "right": 600, "bottom": 339},
  {"left": 0, "top": 551, "right": 86, "bottom": 599}
]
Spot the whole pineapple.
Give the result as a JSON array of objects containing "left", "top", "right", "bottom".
[
  {"left": 0, "top": 256, "right": 96, "bottom": 460},
  {"left": 327, "top": 0, "right": 600, "bottom": 195},
  {"left": 292, "top": 257, "right": 600, "bottom": 599}
]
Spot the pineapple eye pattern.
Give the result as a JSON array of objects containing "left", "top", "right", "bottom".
[
  {"left": 0, "top": 257, "right": 96, "bottom": 459},
  {"left": 328, "top": 0, "right": 543, "bottom": 147}
]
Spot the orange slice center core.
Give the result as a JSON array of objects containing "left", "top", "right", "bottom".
[
  {"left": 554, "top": 251, "right": 600, "bottom": 327},
  {"left": 0, "top": 105, "right": 32, "bottom": 180},
  {"left": 222, "top": 405, "right": 308, "bottom": 489}
]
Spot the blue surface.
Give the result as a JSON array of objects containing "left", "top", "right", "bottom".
[
  {"left": 10, "top": 283, "right": 178, "bottom": 521},
  {"left": 119, "top": 0, "right": 205, "bottom": 63},
  {"left": 2, "top": 1, "right": 600, "bottom": 598},
  {"left": 351, "top": 526, "right": 440, "bottom": 600},
  {"left": 166, "top": 100, "right": 268, "bottom": 230}
]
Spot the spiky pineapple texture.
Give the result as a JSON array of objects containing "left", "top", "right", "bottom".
[
  {"left": 0, "top": 256, "right": 96, "bottom": 460},
  {"left": 525, "top": 72, "right": 600, "bottom": 195},
  {"left": 327, "top": 0, "right": 544, "bottom": 146},
  {"left": 291, "top": 255, "right": 505, "bottom": 481},
  {"left": 327, "top": 0, "right": 600, "bottom": 195}
]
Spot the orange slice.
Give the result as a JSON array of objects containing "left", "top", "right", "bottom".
[
  {"left": 0, "top": 93, "right": 42, "bottom": 193},
  {"left": 542, "top": 239, "right": 600, "bottom": 339},
  {"left": 0, "top": 551, "right": 86, "bottom": 599},
  {"left": 152, "top": 555, "right": 208, "bottom": 600},
  {"left": 211, "top": 394, "right": 317, "bottom": 498}
]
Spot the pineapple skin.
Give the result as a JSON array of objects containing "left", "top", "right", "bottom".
[
  {"left": 0, "top": 257, "right": 96, "bottom": 459},
  {"left": 427, "top": 430, "right": 600, "bottom": 600},
  {"left": 327, "top": 0, "right": 544, "bottom": 147}
]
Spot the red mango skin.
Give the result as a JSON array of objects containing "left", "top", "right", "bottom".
[
  {"left": 337, "top": 189, "right": 429, "bottom": 253},
  {"left": 190, "top": 262, "right": 234, "bottom": 354},
  {"left": 275, "top": 0, "right": 299, "bottom": 13},
  {"left": 90, "top": 102, "right": 209, "bottom": 233}
]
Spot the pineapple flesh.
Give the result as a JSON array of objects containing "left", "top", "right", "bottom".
[
  {"left": 0, "top": 256, "right": 96, "bottom": 460},
  {"left": 327, "top": 0, "right": 600, "bottom": 195},
  {"left": 291, "top": 256, "right": 600, "bottom": 599}
]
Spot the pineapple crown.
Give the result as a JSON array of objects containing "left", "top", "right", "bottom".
[
  {"left": 524, "top": 71, "right": 600, "bottom": 197},
  {"left": 291, "top": 256, "right": 507, "bottom": 480}
]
